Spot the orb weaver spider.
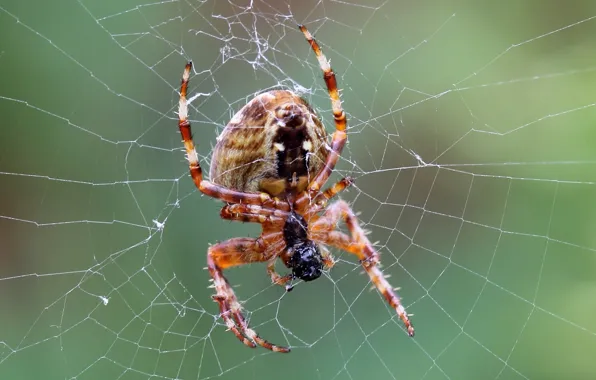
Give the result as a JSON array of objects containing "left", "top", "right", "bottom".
[{"left": 177, "top": 25, "right": 414, "bottom": 353}]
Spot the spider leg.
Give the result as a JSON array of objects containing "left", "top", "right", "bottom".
[
  {"left": 300, "top": 176, "right": 353, "bottom": 214},
  {"left": 298, "top": 26, "right": 347, "bottom": 195},
  {"left": 208, "top": 237, "right": 290, "bottom": 353},
  {"left": 178, "top": 62, "right": 289, "bottom": 210},
  {"left": 319, "top": 245, "right": 337, "bottom": 270},
  {"left": 320, "top": 177, "right": 353, "bottom": 202},
  {"left": 220, "top": 203, "right": 290, "bottom": 224},
  {"left": 310, "top": 200, "right": 415, "bottom": 337}
]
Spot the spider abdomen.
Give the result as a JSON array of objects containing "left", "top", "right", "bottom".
[{"left": 209, "top": 90, "right": 329, "bottom": 197}]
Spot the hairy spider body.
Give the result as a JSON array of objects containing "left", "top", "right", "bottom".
[
  {"left": 210, "top": 90, "right": 329, "bottom": 197},
  {"left": 178, "top": 25, "right": 414, "bottom": 353}
]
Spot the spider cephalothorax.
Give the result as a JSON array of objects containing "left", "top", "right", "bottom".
[
  {"left": 177, "top": 25, "right": 414, "bottom": 353},
  {"left": 283, "top": 212, "right": 323, "bottom": 283}
]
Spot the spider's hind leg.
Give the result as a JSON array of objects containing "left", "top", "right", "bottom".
[
  {"left": 178, "top": 62, "right": 290, "bottom": 211},
  {"left": 298, "top": 25, "right": 347, "bottom": 195}
]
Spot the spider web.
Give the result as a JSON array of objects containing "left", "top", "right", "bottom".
[{"left": 1, "top": 0, "right": 596, "bottom": 379}]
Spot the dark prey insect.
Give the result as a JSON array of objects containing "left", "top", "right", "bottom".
[{"left": 177, "top": 25, "right": 414, "bottom": 353}]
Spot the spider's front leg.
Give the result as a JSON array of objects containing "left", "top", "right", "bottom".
[
  {"left": 310, "top": 200, "right": 415, "bottom": 337},
  {"left": 219, "top": 204, "right": 296, "bottom": 291},
  {"left": 207, "top": 237, "right": 290, "bottom": 353}
]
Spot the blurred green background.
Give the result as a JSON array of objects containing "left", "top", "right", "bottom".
[{"left": 1, "top": 0, "right": 596, "bottom": 379}]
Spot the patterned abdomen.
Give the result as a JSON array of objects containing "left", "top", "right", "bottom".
[{"left": 209, "top": 90, "right": 329, "bottom": 197}]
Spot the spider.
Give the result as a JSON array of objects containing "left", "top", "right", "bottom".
[{"left": 177, "top": 25, "right": 414, "bottom": 353}]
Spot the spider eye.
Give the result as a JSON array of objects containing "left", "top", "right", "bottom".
[{"left": 289, "top": 242, "right": 323, "bottom": 282}]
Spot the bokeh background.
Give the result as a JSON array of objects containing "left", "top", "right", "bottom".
[{"left": 1, "top": 0, "right": 596, "bottom": 379}]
